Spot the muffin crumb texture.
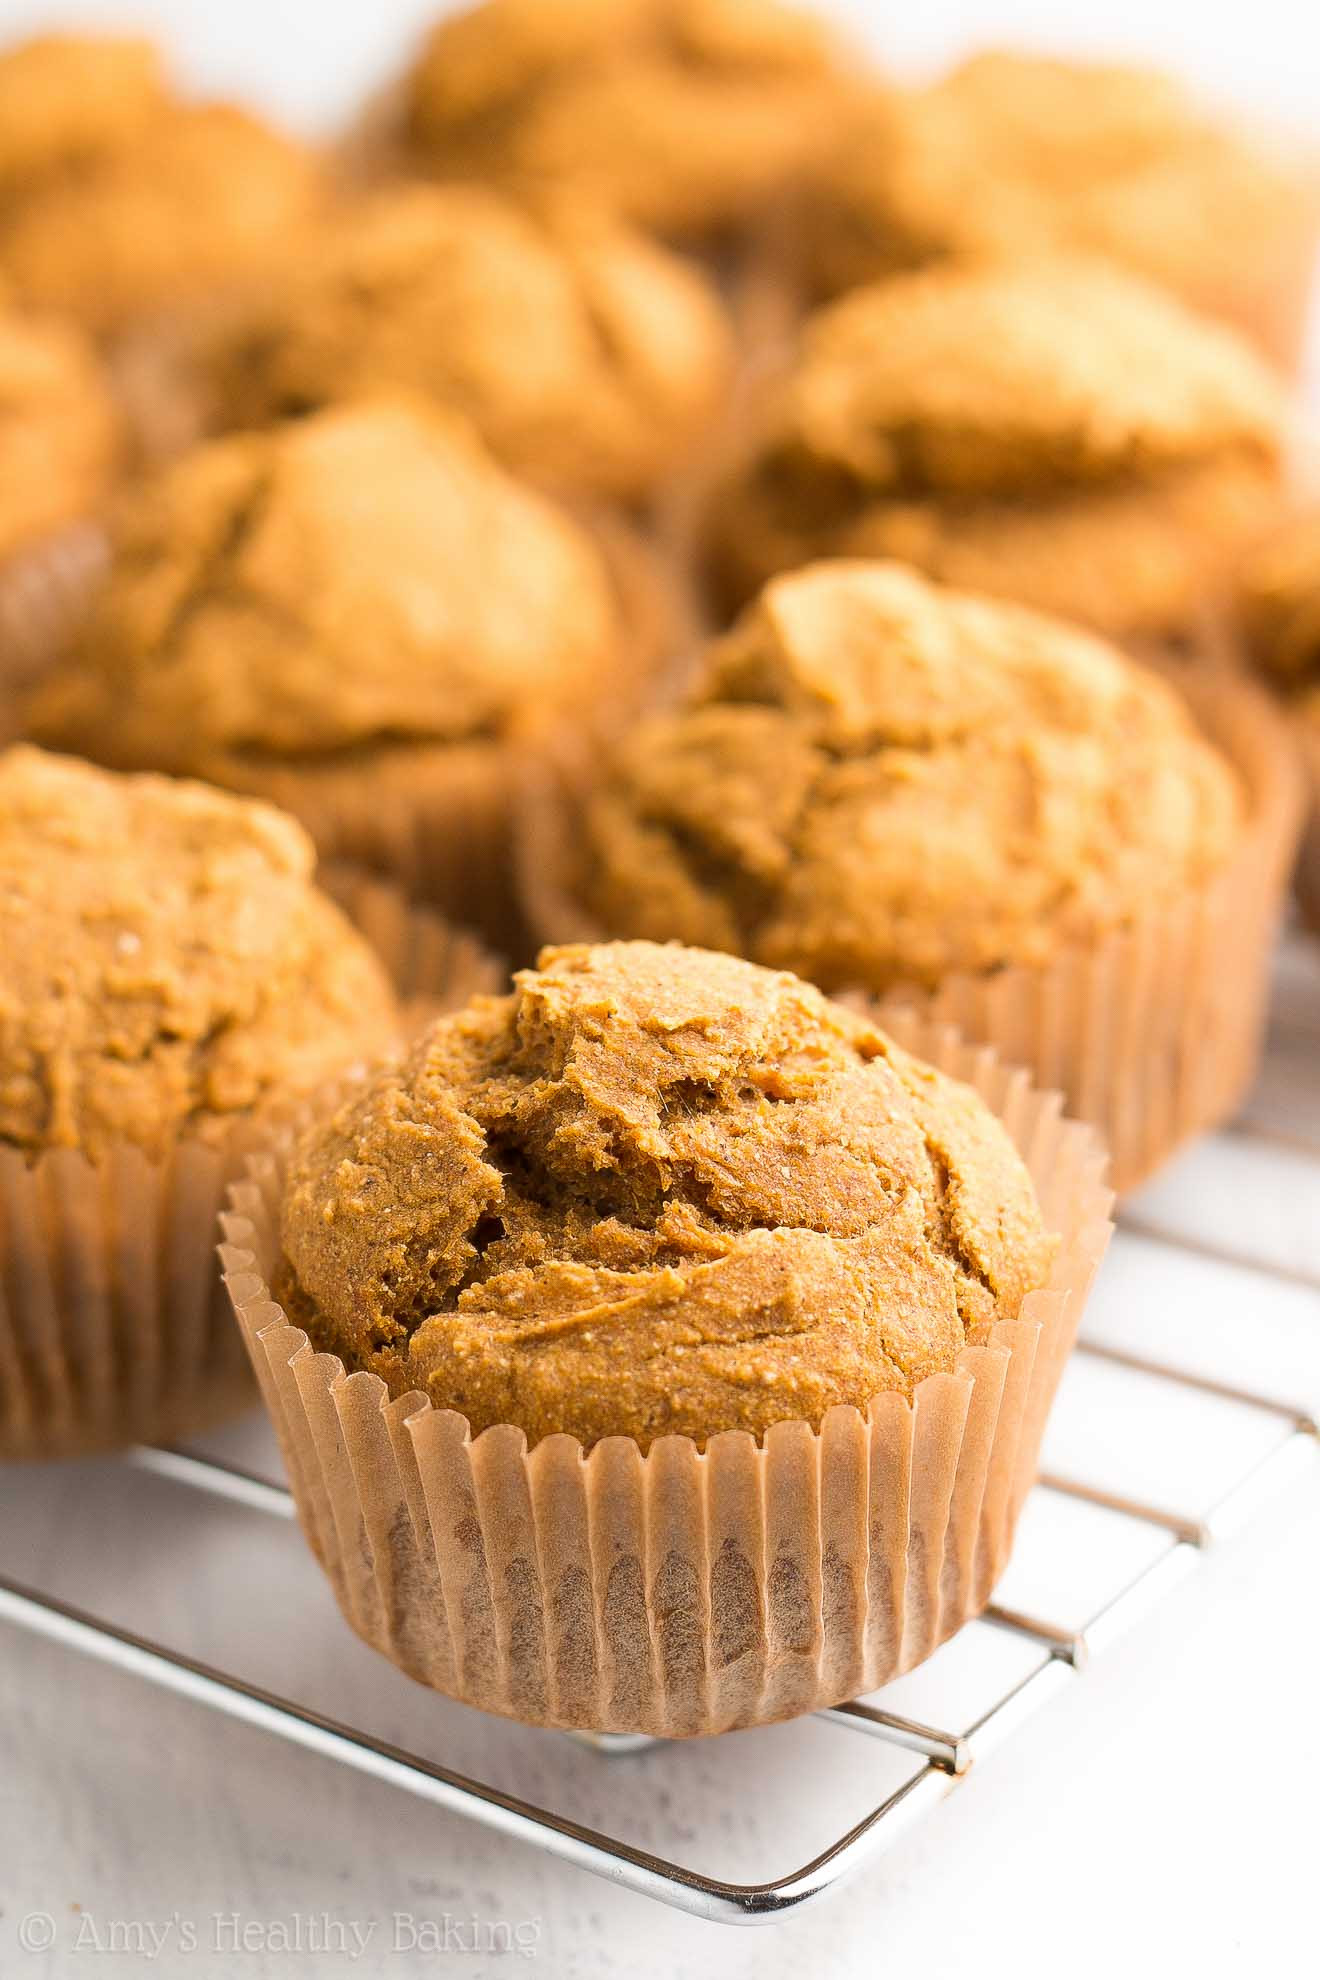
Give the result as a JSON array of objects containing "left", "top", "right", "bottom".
[
  {"left": 278, "top": 939, "right": 1055, "bottom": 1449},
  {"left": 0, "top": 746, "right": 398, "bottom": 1161},
  {"left": 566, "top": 562, "right": 1243, "bottom": 990}
]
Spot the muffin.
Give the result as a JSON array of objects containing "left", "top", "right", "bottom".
[
  {"left": 0, "top": 304, "right": 122, "bottom": 563},
  {"left": 0, "top": 744, "right": 404, "bottom": 1458},
  {"left": 520, "top": 562, "right": 1302, "bottom": 1187},
  {"left": 0, "top": 100, "right": 324, "bottom": 343},
  {"left": 224, "top": 939, "right": 1111, "bottom": 1733},
  {"left": 396, "top": 0, "right": 855, "bottom": 246},
  {"left": 25, "top": 398, "right": 681, "bottom": 943},
  {"left": 207, "top": 181, "right": 731, "bottom": 508},
  {"left": 0, "top": 33, "right": 166, "bottom": 195},
  {"left": 799, "top": 52, "right": 1320, "bottom": 371},
  {"left": 706, "top": 255, "right": 1288, "bottom": 645},
  {"left": 1237, "top": 511, "right": 1320, "bottom": 929}
]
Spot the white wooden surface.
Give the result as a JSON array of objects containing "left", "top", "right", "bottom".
[{"left": 0, "top": 6, "right": 1318, "bottom": 1974}]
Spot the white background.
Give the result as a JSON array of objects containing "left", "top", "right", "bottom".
[{"left": 0, "top": 5, "right": 1318, "bottom": 1977}]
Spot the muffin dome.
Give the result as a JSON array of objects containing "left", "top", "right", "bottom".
[
  {"left": 26, "top": 398, "right": 626, "bottom": 787},
  {"left": 802, "top": 52, "right": 1318, "bottom": 360},
  {"left": 276, "top": 938, "right": 1055, "bottom": 1448},
  {"left": 400, "top": 0, "right": 851, "bottom": 241},
  {"left": 0, "top": 746, "right": 398, "bottom": 1161},
  {"left": 708, "top": 255, "right": 1286, "bottom": 637},
  {"left": 212, "top": 182, "right": 731, "bottom": 501},
  {"left": 0, "top": 33, "right": 165, "bottom": 194},
  {"left": 0, "top": 304, "right": 121, "bottom": 556},
  {"left": 554, "top": 562, "right": 1243, "bottom": 990},
  {"left": 0, "top": 100, "right": 323, "bottom": 336}
]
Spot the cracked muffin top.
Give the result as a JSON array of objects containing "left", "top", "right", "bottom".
[
  {"left": 0, "top": 304, "right": 122, "bottom": 557},
  {"left": 1237, "top": 513, "right": 1320, "bottom": 722},
  {"left": 211, "top": 181, "right": 731, "bottom": 501},
  {"left": 803, "top": 52, "right": 1318, "bottom": 338},
  {"left": 276, "top": 938, "right": 1055, "bottom": 1448},
  {"left": 557, "top": 562, "right": 1243, "bottom": 992},
  {"left": 707, "top": 255, "right": 1287, "bottom": 635},
  {"left": 0, "top": 99, "right": 323, "bottom": 337},
  {"left": 0, "top": 746, "right": 399, "bottom": 1161},
  {"left": 26, "top": 398, "right": 627, "bottom": 784},
  {"left": 399, "top": 0, "right": 852, "bottom": 241},
  {"left": 0, "top": 33, "right": 166, "bottom": 195}
]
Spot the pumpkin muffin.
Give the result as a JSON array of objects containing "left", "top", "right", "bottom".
[
  {"left": 1236, "top": 512, "right": 1320, "bottom": 928},
  {"left": 0, "top": 303, "right": 122, "bottom": 561},
  {"left": 0, "top": 33, "right": 166, "bottom": 196},
  {"left": 276, "top": 939, "right": 1055, "bottom": 1447},
  {"left": 521, "top": 562, "right": 1300, "bottom": 1187},
  {"left": 800, "top": 52, "right": 1320, "bottom": 370},
  {"left": 0, "top": 98, "right": 323, "bottom": 341},
  {"left": 397, "top": 0, "right": 855, "bottom": 245},
  {"left": 225, "top": 938, "right": 1111, "bottom": 1732},
  {"left": 0, "top": 743, "right": 403, "bottom": 1458},
  {"left": 706, "top": 255, "right": 1287, "bottom": 643},
  {"left": 208, "top": 181, "right": 730, "bottom": 506},
  {"left": 25, "top": 397, "right": 676, "bottom": 941}
]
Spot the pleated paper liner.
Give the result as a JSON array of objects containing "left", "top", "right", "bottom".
[
  {"left": 220, "top": 1021, "right": 1112, "bottom": 1738},
  {"left": 0, "top": 875, "right": 502, "bottom": 1463},
  {"left": 1295, "top": 713, "right": 1320, "bottom": 933},
  {"left": 518, "top": 663, "right": 1303, "bottom": 1194},
  {"left": 0, "top": 522, "right": 109, "bottom": 722}
]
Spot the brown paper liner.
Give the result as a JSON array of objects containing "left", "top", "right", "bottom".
[
  {"left": 517, "top": 664, "right": 1303, "bottom": 1194},
  {"left": 0, "top": 876, "right": 502, "bottom": 1462},
  {"left": 1294, "top": 712, "right": 1320, "bottom": 934},
  {"left": 221, "top": 1019, "right": 1110, "bottom": 1736},
  {"left": 0, "top": 523, "right": 109, "bottom": 718}
]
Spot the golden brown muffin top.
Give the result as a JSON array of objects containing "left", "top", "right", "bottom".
[
  {"left": 27, "top": 398, "right": 625, "bottom": 783},
  {"left": 0, "top": 34, "right": 166, "bottom": 195},
  {"left": 747, "top": 255, "right": 1283, "bottom": 500},
  {"left": 212, "top": 181, "right": 730, "bottom": 501},
  {"left": 565, "top": 562, "right": 1243, "bottom": 991},
  {"left": 805, "top": 52, "right": 1316, "bottom": 309},
  {"left": 0, "top": 746, "right": 399, "bottom": 1161},
  {"left": 1238, "top": 512, "right": 1320, "bottom": 695},
  {"left": 707, "top": 256, "right": 1286, "bottom": 631},
  {"left": 401, "top": 0, "right": 851, "bottom": 240},
  {"left": 0, "top": 101, "right": 323, "bottom": 336},
  {"left": 277, "top": 938, "right": 1055, "bottom": 1448},
  {"left": 0, "top": 304, "right": 122, "bottom": 558}
]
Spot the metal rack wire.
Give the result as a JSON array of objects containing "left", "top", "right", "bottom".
[{"left": 1, "top": 943, "right": 1317, "bottom": 1928}]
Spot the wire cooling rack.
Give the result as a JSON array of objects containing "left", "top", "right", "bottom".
[{"left": 1, "top": 939, "right": 1317, "bottom": 1929}]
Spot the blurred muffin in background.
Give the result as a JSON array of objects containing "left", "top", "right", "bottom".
[
  {"left": 0, "top": 743, "right": 403, "bottom": 1458},
  {"left": 0, "top": 99, "right": 324, "bottom": 342},
  {"left": 0, "top": 302, "right": 122, "bottom": 560},
  {"left": 396, "top": 0, "right": 858, "bottom": 245},
  {"left": 0, "top": 33, "right": 166, "bottom": 194},
  {"left": 520, "top": 560, "right": 1300, "bottom": 1187},
  {"left": 706, "top": 255, "right": 1288, "bottom": 644},
  {"left": 207, "top": 181, "right": 731, "bottom": 507},
  {"left": 1237, "top": 511, "right": 1320, "bottom": 927},
  {"left": 26, "top": 398, "right": 682, "bottom": 944},
  {"left": 799, "top": 51, "right": 1320, "bottom": 372}
]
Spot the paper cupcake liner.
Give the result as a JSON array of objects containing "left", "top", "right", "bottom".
[
  {"left": 220, "top": 1016, "right": 1110, "bottom": 1737},
  {"left": 1294, "top": 713, "right": 1320, "bottom": 933},
  {"left": 0, "top": 522, "right": 109, "bottom": 718},
  {"left": 0, "top": 877, "right": 502, "bottom": 1462},
  {"left": 517, "top": 664, "right": 1302, "bottom": 1193}
]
